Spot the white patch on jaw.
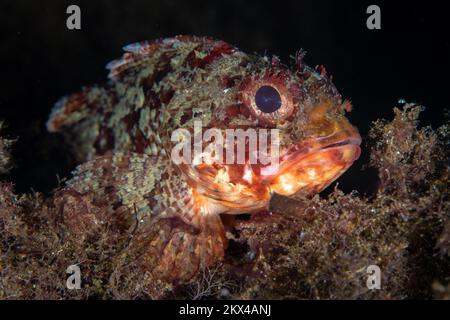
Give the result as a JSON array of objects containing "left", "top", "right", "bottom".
[
  {"left": 278, "top": 175, "right": 295, "bottom": 194},
  {"left": 307, "top": 168, "right": 317, "bottom": 180},
  {"left": 260, "top": 164, "right": 280, "bottom": 176},
  {"left": 271, "top": 172, "right": 309, "bottom": 196},
  {"left": 214, "top": 168, "right": 230, "bottom": 184},
  {"left": 242, "top": 164, "right": 253, "bottom": 183}
]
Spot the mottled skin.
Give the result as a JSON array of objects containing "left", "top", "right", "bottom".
[{"left": 48, "top": 36, "right": 361, "bottom": 281}]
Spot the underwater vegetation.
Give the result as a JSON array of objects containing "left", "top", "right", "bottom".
[
  {"left": 0, "top": 104, "right": 448, "bottom": 299},
  {"left": 0, "top": 122, "right": 14, "bottom": 175}
]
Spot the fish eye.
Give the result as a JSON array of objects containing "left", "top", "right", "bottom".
[
  {"left": 254, "top": 85, "right": 282, "bottom": 113},
  {"left": 241, "top": 78, "right": 295, "bottom": 124}
]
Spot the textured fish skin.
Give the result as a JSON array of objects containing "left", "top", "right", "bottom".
[{"left": 48, "top": 36, "right": 361, "bottom": 280}]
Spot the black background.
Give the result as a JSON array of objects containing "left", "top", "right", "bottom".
[{"left": 1, "top": 0, "right": 449, "bottom": 194}]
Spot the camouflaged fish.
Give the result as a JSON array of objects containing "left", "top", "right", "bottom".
[{"left": 48, "top": 36, "right": 361, "bottom": 280}]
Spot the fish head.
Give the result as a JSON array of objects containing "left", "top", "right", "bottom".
[{"left": 173, "top": 51, "right": 361, "bottom": 213}]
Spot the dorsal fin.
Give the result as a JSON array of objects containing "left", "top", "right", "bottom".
[
  {"left": 105, "top": 37, "right": 195, "bottom": 80},
  {"left": 105, "top": 36, "right": 227, "bottom": 80},
  {"left": 106, "top": 40, "right": 164, "bottom": 80}
]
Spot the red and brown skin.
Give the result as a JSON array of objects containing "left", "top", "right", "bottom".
[{"left": 48, "top": 36, "right": 361, "bottom": 281}]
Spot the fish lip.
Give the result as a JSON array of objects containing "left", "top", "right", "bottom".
[
  {"left": 282, "top": 133, "right": 361, "bottom": 161},
  {"left": 257, "top": 131, "right": 362, "bottom": 179},
  {"left": 320, "top": 136, "right": 362, "bottom": 150}
]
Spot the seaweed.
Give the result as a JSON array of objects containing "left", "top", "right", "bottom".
[
  {"left": 0, "top": 104, "right": 448, "bottom": 299},
  {"left": 0, "top": 122, "right": 14, "bottom": 175}
]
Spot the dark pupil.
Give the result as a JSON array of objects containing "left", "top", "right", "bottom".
[{"left": 255, "top": 86, "right": 282, "bottom": 113}]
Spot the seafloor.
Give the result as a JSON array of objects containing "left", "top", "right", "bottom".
[{"left": 0, "top": 104, "right": 448, "bottom": 299}]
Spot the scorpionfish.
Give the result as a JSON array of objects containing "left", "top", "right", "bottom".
[{"left": 48, "top": 36, "right": 361, "bottom": 281}]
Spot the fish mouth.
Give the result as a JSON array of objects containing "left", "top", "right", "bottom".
[
  {"left": 262, "top": 131, "right": 361, "bottom": 196},
  {"left": 320, "top": 137, "right": 362, "bottom": 150},
  {"left": 281, "top": 135, "right": 361, "bottom": 162}
]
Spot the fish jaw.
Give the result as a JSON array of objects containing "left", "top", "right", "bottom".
[
  {"left": 264, "top": 132, "right": 361, "bottom": 196},
  {"left": 269, "top": 142, "right": 361, "bottom": 196},
  {"left": 179, "top": 126, "right": 361, "bottom": 213}
]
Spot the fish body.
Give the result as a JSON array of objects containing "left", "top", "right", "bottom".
[{"left": 48, "top": 36, "right": 360, "bottom": 280}]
